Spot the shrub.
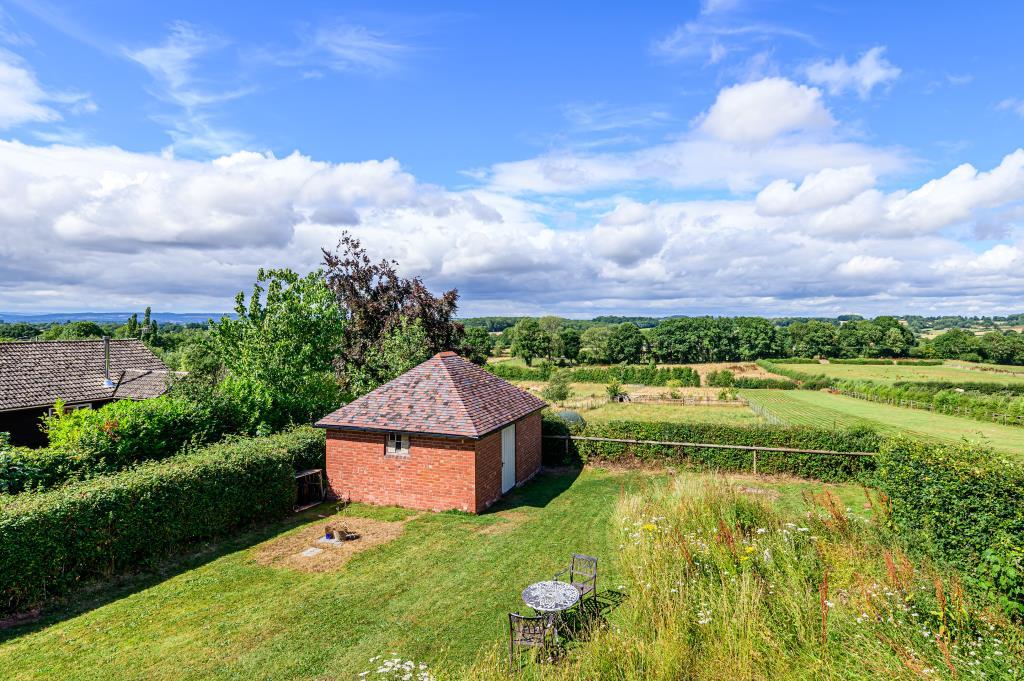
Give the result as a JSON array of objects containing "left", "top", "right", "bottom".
[
  {"left": 485, "top": 362, "right": 545, "bottom": 381},
  {"left": 732, "top": 377, "right": 797, "bottom": 390},
  {"left": 0, "top": 394, "right": 246, "bottom": 495},
  {"left": 606, "top": 381, "right": 624, "bottom": 399},
  {"left": 541, "top": 418, "right": 878, "bottom": 482},
  {"left": 541, "top": 370, "right": 573, "bottom": 402},
  {"left": 706, "top": 370, "right": 735, "bottom": 387},
  {"left": 874, "top": 437, "right": 1024, "bottom": 615},
  {"left": 828, "top": 358, "right": 895, "bottom": 365},
  {"left": 0, "top": 426, "right": 325, "bottom": 615}
]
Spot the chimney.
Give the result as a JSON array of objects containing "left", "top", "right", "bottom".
[{"left": 102, "top": 336, "right": 115, "bottom": 388}]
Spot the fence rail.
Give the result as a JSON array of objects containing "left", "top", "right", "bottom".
[{"left": 542, "top": 434, "right": 874, "bottom": 474}]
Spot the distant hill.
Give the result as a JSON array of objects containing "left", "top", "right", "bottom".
[{"left": 0, "top": 311, "right": 233, "bottom": 324}]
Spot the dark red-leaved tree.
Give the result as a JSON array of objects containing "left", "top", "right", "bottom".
[{"left": 322, "top": 232, "right": 464, "bottom": 389}]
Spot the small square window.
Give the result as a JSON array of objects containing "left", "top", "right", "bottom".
[{"left": 386, "top": 432, "right": 410, "bottom": 457}]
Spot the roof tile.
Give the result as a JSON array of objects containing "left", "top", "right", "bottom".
[
  {"left": 315, "top": 352, "right": 547, "bottom": 438},
  {"left": 0, "top": 339, "right": 176, "bottom": 411}
]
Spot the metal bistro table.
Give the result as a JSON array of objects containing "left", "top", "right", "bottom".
[{"left": 521, "top": 580, "right": 580, "bottom": 642}]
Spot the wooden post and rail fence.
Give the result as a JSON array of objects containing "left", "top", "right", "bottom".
[{"left": 542, "top": 434, "right": 874, "bottom": 475}]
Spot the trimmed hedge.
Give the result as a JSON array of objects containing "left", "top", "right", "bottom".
[
  {"left": 771, "top": 358, "right": 820, "bottom": 364},
  {"left": 733, "top": 377, "right": 797, "bottom": 390},
  {"left": 486, "top": 362, "right": 700, "bottom": 387},
  {"left": 757, "top": 360, "right": 836, "bottom": 390},
  {"left": 874, "top": 438, "right": 1024, "bottom": 614},
  {"left": 0, "top": 426, "right": 325, "bottom": 615},
  {"left": 541, "top": 415, "right": 878, "bottom": 482}
]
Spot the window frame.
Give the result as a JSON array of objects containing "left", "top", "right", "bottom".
[{"left": 385, "top": 432, "right": 411, "bottom": 457}]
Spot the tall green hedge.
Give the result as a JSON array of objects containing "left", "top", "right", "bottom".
[
  {"left": 541, "top": 415, "right": 878, "bottom": 482},
  {"left": 837, "top": 379, "right": 1024, "bottom": 426},
  {"left": 0, "top": 426, "right": 325, "bottom": 615},
  {"left": 0, "top": 394, "right": 247, "bottom": 495},
  {"left": 874, "top": 438, "right": 1024, "bottom": 614}
]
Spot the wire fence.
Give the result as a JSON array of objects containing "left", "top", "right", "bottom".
[
  {"left": 838, "top": 390, "right": 1024, "bottom": 427},
  {"left": 542, "top": 434, "right": 874, "bottom": 475}
]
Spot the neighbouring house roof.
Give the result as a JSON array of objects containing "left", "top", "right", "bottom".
[
  {"left": 0, "top": 339, "right": 177, "bottom": 412},
  {"left": 315, "top": 351, "right": 547, "bottom": 439}
]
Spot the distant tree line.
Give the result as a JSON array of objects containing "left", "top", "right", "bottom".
[{"left": 500, "top": 315, "right": 919, "bottom": 365}]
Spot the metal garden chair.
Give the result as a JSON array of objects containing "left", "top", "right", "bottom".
[
  {"left": 554, "top": 553, "right": 598, "bottom": 606},
  {"left": 508, "top": 612, "right": 553, "bottom": 667}
]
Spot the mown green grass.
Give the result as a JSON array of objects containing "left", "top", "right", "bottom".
[
  {"left": 788, "top": 361, "right": 1024, "bottom": 386},
  {"left": 743, "top": 389, "right": 1024, "bottom": 457},
  {"left": 0, "top": 469, "right": 873, "bottom": 680},
  {"left": 583, "top": 402, "right": 763, "bottom": 425}
]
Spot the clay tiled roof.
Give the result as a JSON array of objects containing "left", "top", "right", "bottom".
[
  {"left": 315, "top": 352, "right": 547, "bottom": 438},
  {"left": 0, "top": 339, "right": 176, "bottom": 411}
]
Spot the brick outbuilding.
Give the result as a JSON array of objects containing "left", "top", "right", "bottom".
[{"left": 315, "top": 352, "right": 547, "bottom": 513}]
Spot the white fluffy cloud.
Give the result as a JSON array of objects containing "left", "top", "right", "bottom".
[
  {"left": 2, "top": 62, "right": 1024, "bottom": 316},
  {"left": 698, "top": 77, "right": 833, "bottom": 144},
  {"left": 806, "top": 46, "right": 901, "bottom": 99},
  {"left": 756, "top": 166, "right": 876, "bottom": 216},
  {"left": 0, "top": 49, "right": 62, "bottom": 128}
]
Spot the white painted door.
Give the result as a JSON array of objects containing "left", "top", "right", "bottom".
[{"left": 501, "top": 424, "right": 516, "bottom": 494}]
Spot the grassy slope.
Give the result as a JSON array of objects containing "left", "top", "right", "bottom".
[
  {"left": 0, "top": 470, "right": 869, "bottom": 680},
  {"left": 743, "top": 389, "right": 1024, "bottom": 456},
  {"left": 583, "top": 402, "right": 763, "bottom": 425},
  {"left": 788, "top": 361, "right": 1024, "bottom": 385}
]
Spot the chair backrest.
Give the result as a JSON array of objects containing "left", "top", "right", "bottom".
[
  {"left": 570, "top": 553, "right": 598, "bottom": 580},
  {"left": 509, "top": 612, "right": 549, "bottom": 645}
]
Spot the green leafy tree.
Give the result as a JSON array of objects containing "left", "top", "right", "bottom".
[
  {"left": 541, "top": 369, "right": 573, "bottom": 402},
  {"left": 210, "top": 268, "right": 345, "bottom": 432},
  {"left": 42, "top": 321, "right": 105, "bottom": 340},
  {"left": 461, "top": 326, "right": 495, "bottom": 365},
  {"left": 607, "top": 322, "right": 645, "bottom": 363},
  {"left": 580, "top": 325, "right": 613, "bottom": 363},
  {"left": 349, "top": 319, "right": 432, "bottom": 395},
  {"left": 931, "top": 328, "right": 980, "bottom": 359},
  {"left": 559, "top": 327, "right": 582, "bottom": 363},
  {"left": 510, "top": 318, "right": 550, "bottom": 366}
]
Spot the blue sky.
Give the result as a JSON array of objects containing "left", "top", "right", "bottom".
[{"left": 1, "top": 1, "right": 1023, "bottom": 316}]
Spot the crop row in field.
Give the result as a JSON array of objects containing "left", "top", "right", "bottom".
[{"left": 742, "top": 389, "right": 1024, "bottom": 457}]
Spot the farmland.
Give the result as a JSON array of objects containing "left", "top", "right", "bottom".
[
  {"left": 582, "top": 402, "right": 763, "bottom": 425},
  {"left": 743, "top": 389, "right": 1024, "bottom": 456},
  {"left": 775, "top": 360, "right": 1024, "bottom": 385}
]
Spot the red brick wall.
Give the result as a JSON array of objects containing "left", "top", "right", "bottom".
[
  {"left": 325, "top": 430, "right": 477, "bottom": 512},
  {"left": 474, "top": 429, "right": 503, "bottom": 512},
  {"left": 515, "top": 411, "right": 542, "bottom": 485},
  {"left": 324, "top": 409, "right": 543, "bottom": 514}
]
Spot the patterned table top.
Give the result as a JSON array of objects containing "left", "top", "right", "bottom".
[{"left": 521, "top": 580, "right": 580, "bottom": 613}]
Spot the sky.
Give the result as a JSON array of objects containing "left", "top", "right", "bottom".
[{"left": 1, "top": 1, "right": 1023, "bottom": 318}]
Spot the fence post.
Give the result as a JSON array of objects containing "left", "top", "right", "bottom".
[{"left": 752, "top": 450, "right": 758, "bottom": 476}]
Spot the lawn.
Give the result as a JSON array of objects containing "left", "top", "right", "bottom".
[
  {"left": 743, "top": 389, "right": 1024, "bottom": 456},
  {"left": 782, "top": 361, "right": 1024, "bottom": 386},
  {"left": 582, "top": 402, "right": 763, "bottom": 425},
  {"left": 0, "top": 469, "right": 871, "bottom": 680}
]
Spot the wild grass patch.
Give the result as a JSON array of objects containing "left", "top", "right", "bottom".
[{"left": 465, "top": 477, "right": 1024, "bottom": 679}]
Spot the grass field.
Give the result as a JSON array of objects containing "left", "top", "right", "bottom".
[
  {"left": 0, "top": 470, "right": 872, "bottom": 680},
  {"left": 782, "top": 361, "right": 1024, "bottom": 385},
  {"left": 743, "top": 389, "right": 1024, "bottom": 456},
  {"left": 583, "top": 402, "right": 763, "bottom": 425}
]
